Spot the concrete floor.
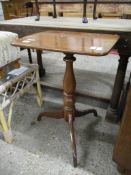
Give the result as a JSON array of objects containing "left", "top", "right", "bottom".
[
  {"left": 0, "top": 50, "right": 131, "bottom": 175},
  {"left": 0, "top": 94, "right": 119, "bottom": 175}
]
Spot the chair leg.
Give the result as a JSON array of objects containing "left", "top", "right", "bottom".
[
  {"left": 68, "top": 114, "right": 77, "bottom": 167},
  {"left": 7, "top": 101, "right": 14, "bottom": 129},
  {"left": 0, "top": 110, "right": 12, "bottom": 143},
  {"left": 33, "top": 70, "right": 43, "bottom": 107}
]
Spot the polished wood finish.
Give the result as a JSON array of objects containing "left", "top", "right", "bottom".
[
  {"left": 12, "top": 30, "right": 118, "bottom": 166},
  {"left": 113, "top": 84, "right": 131, "bottom": 175},
  {"left": 12, "top": 31, "right": 119, "bottom": 56},
  {"left": 12, "top": 30, "right": 119, "bottom": 77}
]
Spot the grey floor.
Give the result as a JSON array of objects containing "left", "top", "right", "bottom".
[{"left": 0, "top": 50, "right": 131, "bottom": 175}]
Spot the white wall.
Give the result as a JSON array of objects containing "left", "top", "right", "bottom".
[{"left": 0, "top": 2, "right": 4, "bottom": 20}]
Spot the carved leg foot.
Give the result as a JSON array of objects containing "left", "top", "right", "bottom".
[
  {"left": 76, "top": 109, "right": 98, "bottom": 118},
  {"left": 117, "top": 165, "right": 131, "bottom": 175},
  {"left": 125, "top": 169, "right": 131, "bottom": 175},
  {"left": 68, "top": 114, "right": 77, "bottom": 167},
  {"left": 37, "top": 111, "right": 64, "bottom": 121}
]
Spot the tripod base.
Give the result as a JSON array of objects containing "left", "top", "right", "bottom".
[{"left": 37, "top": 53, "right": 98, "bottom": 167}]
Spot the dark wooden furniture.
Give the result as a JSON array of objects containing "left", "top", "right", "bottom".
[
  {"left": 113, "top": 83, "right": 131, "bottom": 175},
  {"left": 33, "top": 0, "right": 131, "bottom": 20},
  {"left": 34, "top": 0, "right": 98, "bottom": 22},
  {"left": 12, "top": 30, "right": 119, "bottom": 166},
  {"left": 1, "top": 0, "right": 32, "bottom": 19},
  {"left": 1, "top": 0, "right": 131, "bottom": 20},
  {"left": 122, "top": 13, "right": 131, "bottom": 19}
]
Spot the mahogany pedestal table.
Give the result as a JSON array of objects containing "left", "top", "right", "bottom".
[{"left": 12, "top": 30, "right": 119, "bottom": 167}]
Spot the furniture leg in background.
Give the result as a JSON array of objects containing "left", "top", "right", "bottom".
[
  {"left": 27, "top": 48, "right": 33, "bottom": 64},
  {"left": 24, "top": 49, "right": 45, "bottom": 77},
  {"left": 36, "top": 50, "right": 46, "bottom": 77},
  {"left": 106, "top": 38, "right": 131, "bottom": 123}
]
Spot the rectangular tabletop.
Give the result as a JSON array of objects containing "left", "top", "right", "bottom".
[{"left": 12, "top": 30, "right": 119, "bottom": 56}]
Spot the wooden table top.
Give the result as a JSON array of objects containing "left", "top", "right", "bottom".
[{"left": 12, "top": 30, "right": 119, "bottom": 56}]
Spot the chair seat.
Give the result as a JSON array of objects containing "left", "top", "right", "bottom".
[{"left": 0, "top": 31, "right": 20, "bottom": 68}]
